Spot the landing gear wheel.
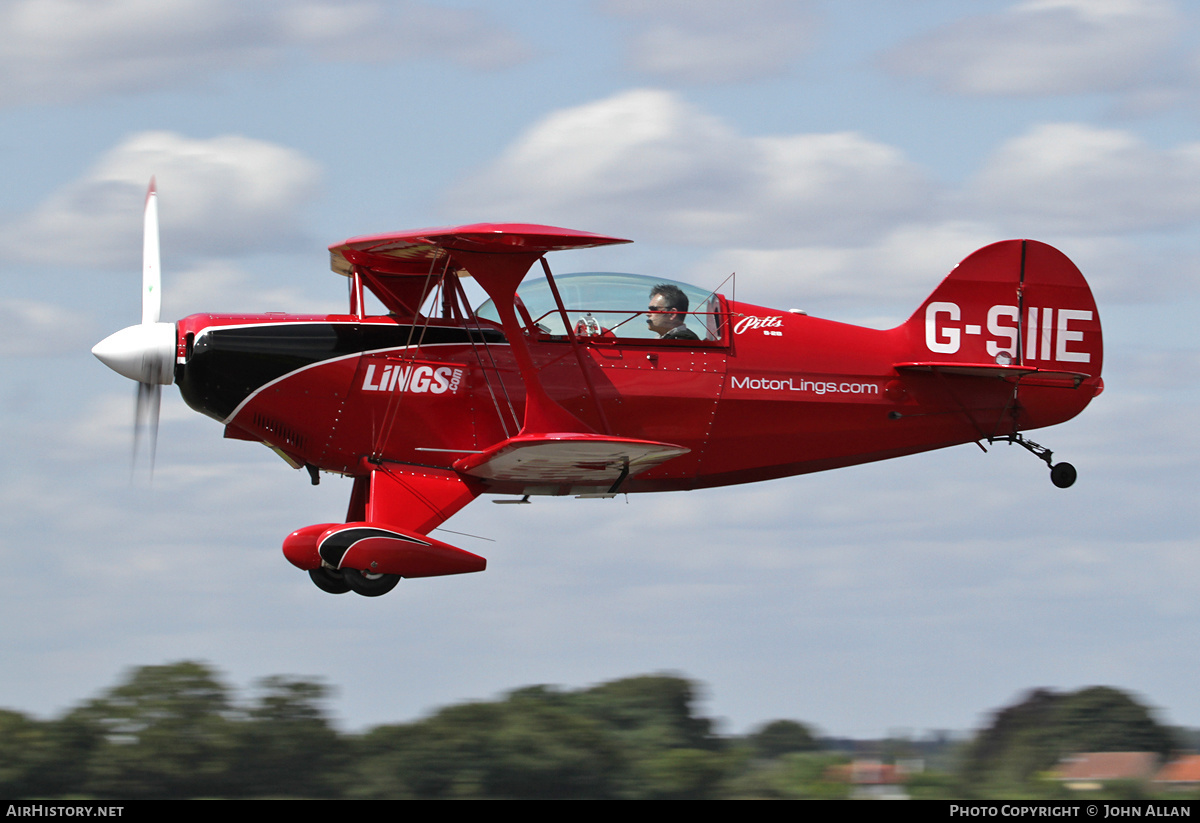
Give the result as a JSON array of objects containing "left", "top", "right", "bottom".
[
  {"left": 989, "top": 433, "right": 1079, "bottom": 490},
  {"left": 1050, "top": 462, "right": 1077, "bottom": 489},
  {"left": 309, "top": 567, "right": 350, "bottom": 594},
  {"left": 342, "top": 568, "right": 401, "bottom": 597}
]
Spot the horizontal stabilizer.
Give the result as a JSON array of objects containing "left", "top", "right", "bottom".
[
  {"left": 895, "top": 361, "right": 1099, "bottom": 389},
  {"left": 453, "top": 433, "right": 689, "bottom": 486}
]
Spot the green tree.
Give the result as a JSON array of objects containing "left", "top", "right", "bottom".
[
  {"left": 749, "top": 719, "right": 819, "bottom": 759},
  {"left": 961, "top": 686, "right": 1178, "bottom": 796},
  {"left": 351, "top": 686, "right": 623, "bottom": 799},
  {"left": 234, "top": 676, "right": 345, "bottom": 797},
  {"left": 1054, "top": 687, "right": 1176, "bottom": 757},
  {"left": 4, "top": 712, "right": 104, "bottom": 798},
  {"left": 0, "top": 710, "right": 50, "bottom": 797},
  {"left": 637, "top": 748, "right": 730, "bottom": 799},
  {"left": 726, "top": 751, "right": 851, "bottom": 799},
  {"left": 70, "top": 661, "right": 240, "bottom": 798},
  {"left": 350, "top": 675, "right": 729, "bottom": 798},
  {"left": 573, "top": 674, "right": 716, "bottom": 752},
  {"left": 569, "top": 674, "right": 727, "bottom": 797}
]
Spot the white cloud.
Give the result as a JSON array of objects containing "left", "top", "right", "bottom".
[
  {"left": 696, "top": 221, "right": 1002, "bottom": 311},
  {"left": 698, "top": 224, "right": 1200, "bottom": 314},
  {"left": 448, "top": 95, "right": 1197, "bottom": 311},
  {"left": 973, "top": 123, "right": 1200, "bottom": 234},
  {"left": 59, "top": 394, "right": 142, "bottom": 461},
  {"left": 0, "top": 298, "right": 95, "bottom": 356},
  {"left": 1041, "top": 237, "right": 1200, "bottom": 302},
  {"left": 882, "top": 0, "right": 1181, "bottom": 96},
  {"left": 284, "top": 0, "right": 532, "bottom": 70},
  {"left": 0, "top": 131, "right": 321, "bottom": 269},
  {"left": 601, "top": 0, "right": 818, "bottom": 84},
  {"left": 445, "top": 89, "right": 932, "bottom": 248},
  {"left": 160, "top": 260, "right": 340, "bottom": 318},
  {"left": 0, "top": 0, "right": 531, "bottom": 107}
]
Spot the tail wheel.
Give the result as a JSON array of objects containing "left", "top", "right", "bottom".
[
  {"left": 988, "top": 433, "right": 1080, "bottom": 489},
  {"left": 1050, "top": 462, "right": 1077, "bottom": 489},
  {"left": 342, "top": 568, "right": 401, "bottom": 597}
]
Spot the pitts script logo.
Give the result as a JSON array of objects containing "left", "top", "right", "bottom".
[
  {"left": 734, "top": 315, "right": 784, "bottom": 335},
  {"left": 361, "top": 363, "right": 465, "bottom": 394},
  {"left": 925, "top": 302, "right": 1094, "bottom": 363}
]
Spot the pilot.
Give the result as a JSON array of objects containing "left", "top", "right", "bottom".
[{"left": 648, "top": 284, "right": 700, "bottom": 341}]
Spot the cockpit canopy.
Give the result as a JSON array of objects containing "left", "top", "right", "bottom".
[{"left": 476, "top": 272, "right": 725, "bottom": 342}]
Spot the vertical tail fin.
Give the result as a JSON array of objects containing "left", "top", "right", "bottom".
[{"left": 904, "top": 240, "right": 1102, "bottom": 378}]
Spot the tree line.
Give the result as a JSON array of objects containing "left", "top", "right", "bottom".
[
  {"left": 0, "top": 661, "right": 1189, "bottom": 799},
  {"left": 0, "top": 662, "right": 833, "bottom": 799}
]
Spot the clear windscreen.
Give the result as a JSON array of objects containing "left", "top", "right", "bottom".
[{"left": 475, "top": 272, "right": 722, "bottom": 341}]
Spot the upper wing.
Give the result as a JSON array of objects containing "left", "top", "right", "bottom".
[
  {"left": 329, "top": 223, "right": 631, "bottom": 315},
  {"left": 330, "top": 222, "right": 631, "bottom": 274}
]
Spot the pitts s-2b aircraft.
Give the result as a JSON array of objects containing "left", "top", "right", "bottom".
[{"left": 93, "top": 183, "right": 1103, "bottom": 596}]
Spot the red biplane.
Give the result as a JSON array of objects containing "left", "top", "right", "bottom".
[{"left": 94, "top": 184, "right": 1103, "bottom": 596}]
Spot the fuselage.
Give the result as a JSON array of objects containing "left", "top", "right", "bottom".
[{"left": 174, "top": 286, "right": 1098, "bottom": 497}]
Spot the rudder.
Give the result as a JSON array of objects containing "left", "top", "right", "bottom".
[{"left": 905, "top": 240, "right": 1102, "bottom": 378}]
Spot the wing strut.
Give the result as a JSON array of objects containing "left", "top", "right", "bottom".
[
  {"left": 368, "top": 254, "right": 450, "bottom": 462},
  {"left": 453, "top": 248, "right": 595, "bottom": 435},
  {"left": 452, "top": 273, "right": 520, "bottom": 437},
  {"left": 539, "top": 257, "right": 613, "bottom": 435}
]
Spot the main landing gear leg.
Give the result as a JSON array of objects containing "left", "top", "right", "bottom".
[{"left": 987, "top": 433, "right": 1077, "bottom": 488}]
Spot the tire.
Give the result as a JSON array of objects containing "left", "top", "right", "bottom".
[
  {"left": 1050, "top": 462, "right": 1077, "bottom": 489},
  {"left": 309, "top": 567, "right": 350, "bottom": 594},
  {"left": 342, "top": 568, "right": 401, "bottom": 597}
]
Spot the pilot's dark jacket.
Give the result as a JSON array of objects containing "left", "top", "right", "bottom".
[{"left": 663, "top": 325, "right": 700, "bottom": 341}]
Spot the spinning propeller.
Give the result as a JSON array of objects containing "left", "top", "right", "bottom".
[{"left": 91, "top": 179, "right": 176, "bottom": 471}]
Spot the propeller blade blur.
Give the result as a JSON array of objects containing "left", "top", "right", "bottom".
[
  {"left": 142, "top": 178, "right": 160, "bottom": 326},
  {"left": 134, "top": 381, "right": 161, "bottom": 473}
]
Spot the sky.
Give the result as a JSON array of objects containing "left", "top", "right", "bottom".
[{"left": 1, "top": 0, "right": 1198, "bottom": 740}]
